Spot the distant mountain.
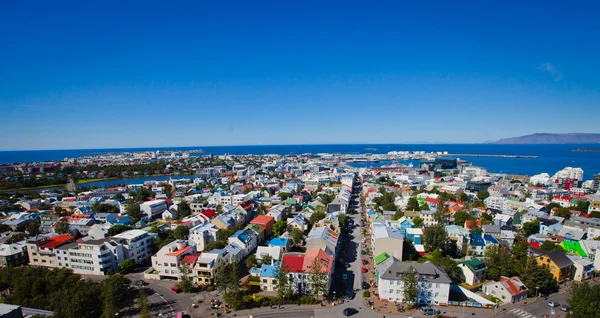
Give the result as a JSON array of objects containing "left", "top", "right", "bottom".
[{"left": 494, "top": 133, "right": 600, "bottom": 144}]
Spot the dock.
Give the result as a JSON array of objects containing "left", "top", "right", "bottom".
[{"left": 444, "top": 154, "right": 538, "bottom": 159}]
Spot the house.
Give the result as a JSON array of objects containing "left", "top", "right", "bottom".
[
  {"left": 280, "top": 249, "right": 334, "bottom": 296},
  {"left": 558, "top": 226, "right": 587, "bottom": 242},
  {"left": 483, "top": 276, "right": 528, "bottom": 303},
  {"left": 256, "top": 246, "right": 281, "bottom": 264},
  {"left": 0, "top": 240, "right": 28, "bottom": 267},
  {"left": 539, "top": 218, "right": 562, "bottom": 236},
  {"left": 287, "top": 214, "right": 308, "bottom": 231},
  {"left": 305, "top": 227, "right": 339, "bottom": 256},
  {"left": 227, "top": 229, "right": 258, "bottom": 258},
  {"left": 26, "top": 234, "right": 75, "bottom": 268},
  {"left": 189, "top": 223, "right": 219, "bottom": 252},
  {"left": 469, "top": 233, "right": 499, "bottom": 256},
  {"left": 250, "top": 215, "right": 275, "bottom": 237},
  {"left": 259, "top": 261, "right": 280, "bottom": 291},
  {"left": 56, "top": 238, "right": 125, "bottom": 275},
  {"left": 268, "top": 237, "right": 291, "bottom": 252},
  {"left": 567, "top": 255, "right": 595, "bottom": 282},
  {"left": 458, "top": 258, "right": 486, "bottom": 286},
  {"left": 193, "top": 249, "right": 229, "bottom": 286},
  {"left": 494, "top": 214, "right": 513, "bottom": 228},
  {"left": 371, "top": 225, "right": 404, "bottom": 260},
  {"left": 535, "top": 250, "right": 575, "bottom": 283},
  {"left": 150, "top": 240, "right": 197, "bottom": 280},
  {"left": 112, "top": 229, "right": 156, "bottom": 264},
  {"left": 376, "top": 258, "right": 451, "bottom": 306},
  {"left": 482, "top": 225, "right": 501, "bottom": 237},
  {"left": 245, "top": 224, "right": 265, "bottom": 245},
  {"left": 139, "top": 200, "right": 167, "bottom": 221}
]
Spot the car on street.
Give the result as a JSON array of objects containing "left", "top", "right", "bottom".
[
  {"left": 421, "top": 306, "right": 441, "bottom": 315},
  {"left": 549, "top": 300, "right": 560, "bottom": 307},
  {"left": 361, "top": 250, "right": 366, "bottom": 255},
  {"left": 171, "top": 286, "right": 182, "bottom": 293},
  {"left": 342, "top": 274, "right": 348, "bottom": 281},
  {"left": 133, "top": 280, "right": 146, "bottom": 287},
  {"left": 362, "top": 259, "right": 368, "bottom": 265},
  {"left": 343, "top": 308, "right": 358, "bottom": 316},
  {"left": 361, "top": 267, "right": 367, "bottom": 273},
  {"left": 560, "top": 305, "right": 571, "bottom": 312},
  {"left": 362, "top": 281, "right": 369, "bottom": 289}
]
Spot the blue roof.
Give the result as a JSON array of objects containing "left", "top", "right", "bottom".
[
  {"left": 484, "top": 234, "right": 499, "bottom": 244},
  {"left": 231, "top": 230, "right": 249, "bottom": 244},
  {"left": 269, "top": 237, "right": 288, "bottom": 247},
  {"left": 470, "top": 233, "right": 485, "bottom": 247},
  {"left": 367, "top": 210, "right": 377, "bottom": 215},
  {"left": 260, "top": 261, "right": 280, "bottom": 277}
]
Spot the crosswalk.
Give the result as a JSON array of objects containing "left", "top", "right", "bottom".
[{"left": 509, "top": 308, "right": 536, "bottom": 318}]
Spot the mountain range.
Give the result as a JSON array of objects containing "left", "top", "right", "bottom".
[{"left": 494, "top": 133, "right": 600, "bottom": 144}]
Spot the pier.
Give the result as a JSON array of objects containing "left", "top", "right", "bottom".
[{"left": 445, "top": 154, "right": 538, "bottom": 159}]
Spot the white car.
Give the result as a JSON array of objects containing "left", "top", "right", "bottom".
[{"left": 548, "top": 301, "right": 560, "bottom": 307}]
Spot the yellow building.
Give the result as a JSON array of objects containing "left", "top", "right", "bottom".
[{"left": 535, "top": 250, "right": 574, "bottom": 283}]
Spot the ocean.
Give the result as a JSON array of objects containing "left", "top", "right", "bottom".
[{"left": 0, "top": 144, "right": 599, "bottom": 179}]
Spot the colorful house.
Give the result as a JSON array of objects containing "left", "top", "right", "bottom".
[
  {"left": 536, "top": 250, "right": 575, "bottom": 283},
  {"left": 250, "top": 215, "right": 275, "bottom": 236}
]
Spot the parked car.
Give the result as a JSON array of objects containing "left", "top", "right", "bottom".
[
  {"left": 342, "top": 274, "right": 348, "bottom": 280},
  {"left": 549, "top": 301, "right": 560, "bottom": 308},
  {"left": 560, "top": 305, "right": 571, "bottom": 312},
  {"left": 343, "top": 308, "right": 358, "bottom": 316},
  {"left": 362, "top": 259, "right": 368, "bottom": 265},
  {"left": 133, "top": 280, "right": 146, "bottom": 287},
  {"left": 421, "top": 306, "right": 441, "bottom": 316},
  {"left": 361, "top": 250, "right": 366, "bottom": 255},
  {"left": 171, "top": 286, "right": 182, "bottom": 293},
  {"left": 362, "top": 281, "right": 369, "bottom": 289},
  {"left": 361, "top": 267, "right": 368, "bottom": 273}
]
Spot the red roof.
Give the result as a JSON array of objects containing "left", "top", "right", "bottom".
[
  {"left": 201, "top": 209, "right": 216, "bottom": 218},
  {"left": 282, "top": 254, "right": 305, "bottom": 273},
  {"left": 465, "top": 219, "right": 482, "bottom": 229},
  {"left": 425, "top": 197, "right": 438, "bottom": 204},
  {"left": 251, "top": 215, "right": 275, "bottom": 225},
  {"left": 40, "top": 235, "right": 74, "bottom": 249},
  {"left": 529, "top": 241, "right": 541, "bottom": 249},
  {"left": 182, "top": 253, "right": 201, "bottom": 265},
  {"left": 166, "top": 245, "right": 193, "bottom": 257},
  {"left": 499, "top": 276, "right": 527, "bottom": 296}
]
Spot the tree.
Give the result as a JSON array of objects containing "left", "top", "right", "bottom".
[
  {"left": 457, "top": 192, "right": 469, "bottom": 203},
  {"left": 274, "top": 265, "right": 291, "bottom": 302},
  {"left": 279, "top": 192, "right": 292, "bottom": 201},
  {"left": 245, "top": 255, "right": 257, "bottom": 270},
  {"left": 406, "top": 198, "right": 420, "bottom": 211},
  {"left": 412, "top": 216, "right": 424, "bottom": 228},
  {"left": 138, "top": 287, "right": 150, "bottom": 318},
  {"left": 108, "top": 224, "right": 132, "bottom": 236},
  {"left": 402, "top": 266, "right": 418, "bottom": 305},
  {"left": 453, "top": 210, "right": 473, "bottom": 226},
  {"left": 125, "top": 202, "right": 142, "bottom": 220},
  {"left": 309, "top": 211, "right": 326, "bottom": 225},
  {"left": 422, "top": 225, "right": 449, "bottom": 252},
  {"left": 554, "top": 207, "right": 572, "bottom": 219},
  {"left": 477, "top": 190, "right": 490, "bottom": 200},
  {"left": 430, "top": 250, "right": 461, "bottom": 283},
  {"left": 177, "top": 261, "right": 194, "bottom": 293},
  {"left": 291, "top": 228, "right": 304, "bottom": 245},
  {"left": 434, "top": 204, "right": 450, "bottom": 225},
  {"left": 261, "top": 254, "right": 273, "bottom": 265},
  {"left": 53, "top": 206, "right": 63, "bottom": 215},
  {"left": 55, "top": 218, "right": 70, "bottom": 234},
  {"left": 567, "top": 281, "right": 600, "bottom": 318},
  {"left": 101, "top": 274, "right": 130, "bottom": 318},
  {"left": 307, "top": 257, "right": 328, "bottom": 298},
  {"left": 393, "top": 210, "right": 403, "bottom": 221},
  {"left": 521, "top": 258, "right": 558, "bottom": 297},
  {"left": 173, "top": 225, "right": 189, "bottom": 240},
  {"left": 337, "top": 214, "right": 347, "bottom": 226},
  {"left": 118, "top": 259, "right": 136, "bottom": 274},
  {"left": 540, "top": 240, "right": 565, "bottom": 252},
  {"left": 484, "top": 245, "right": 516, "bottom": 281},
  {"left": 521, "top": 220, "right": 540, "bottom": 237},
  {"left": 273, "top": 220, "right": 288, "bottom": 236},
  {"left": 26, "top": 222, "right": 40, "bottom": 236},
  {"left": 177, "top": 201, "right": 192, "bottom": 219}
]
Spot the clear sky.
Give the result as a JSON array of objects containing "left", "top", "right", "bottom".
[{"left": 1, "top": 1, "right": 599, "bottom": 150}]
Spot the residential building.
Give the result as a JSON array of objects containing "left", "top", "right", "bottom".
[
  {"left": 305, "top": 227, "right": 339, "bottom": 256},
  {"left": 189, "top": 223, "right": 219, "bottom": 252},
  {"left": 483, "top": 276, "right": 528, "bottom": 303},
  {"left": 256, "top": 246, "right": 281, "bottom": 264},
  {"left": 250, "top": 215, "right": 275, "bottom": 236},
  {"left": 536, "top": 250, "right": 575, "bottom": 282},
  {"left": 26, "top": 234, "right": 74, "bottom": 268},
  {"left": 371, "top": 225, "right": 404, "bottom": 261},
  {"left": 458, "top": 258, "right": 486, "bottom": 286},
  {"left": 112, "top": 229, "right": 156, "bottom": 264},
  {"left": 376, "top": 258, "right": 451, "bottom": 306},
  {"left": 468, "top": 233, "right": 498, "bottom": 256},
  {"left": 140, "top": 200, "right": 167, "bottom": 220},
  {"left": 567, "top": 255, "right": 595, "bottom": 282},
  {"left": 259, "top": 261, "right": 280, "bottom": 291},
  {"left": 151, "top": 240, "right": 197, "bottom": 279},
  {"left": 193, "top": 249, "right": 229, "bottom": 286},
  {"left": 0, "top": 241, "right": 28, "bottom": 267},
  {"left": 56, "top": 239, "right": 125, "bottom": 275}
]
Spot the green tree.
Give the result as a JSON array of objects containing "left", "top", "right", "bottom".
[
  {"left": 26, "top": 222, "right": 40, "bottom": 236},
  {"left": 118, "top": 259, "right": 136, "bottom": 274},
  {"left": 245, "top": 255, "right": 257, "bottom": 269},
  {"left": 125, "top": 202, "right": 142, "bottom": 220},
  {"left": 422, "top": 225, "right": 449, "bottom": 252},
  {"left": 274, "top": 265, "right": 291, "bottom": 303},
  {"left": 540, "top": 240, "right": 565, "bottom": 252},
  {"left": 567, "top": 281, "right": 600, "bottom": 318},
  {"left": 553, "top": 207, "right": 572, "bottom": 219},
  {"left": 521, "top": 258, "right": 558, "bottom": 297},
  {"left": 261, "top": 254, "right": 273, "bottom": 265},
  {"left": 393, "top": 210, "right": 404, "bottom": 220},
  {"left": 521, "top": 220, "right": 540, "bottom": 237},
  {"left": 402, "top": 266, "right": 418, "bottom": 305},
  {"left": 177, "top": 261, "right": 194, "bottom": 293},
  {"left": 5, "top": 233, "right": 27, "bottom": 244},
  {"left": 412, "top": 216, "right": 424, "bottom": 227},
  {"left": 419, "top": 203, "right": 430, "bottom": 211},
  {"left": 430, "top": 250, "right": 461, "bottom": 283},
  {"left": 484, "top": 245, "right": 516, "bottom": 280},
  {"left": 309, "top": 211, "right": 326, "bottom": 224},
  {"left": 279, "top": 192, "right": 292, "bottom": 201},
  {"left": 307, "top": 257, "right": 328, "bottom": 298},
  {"left": 108, "top": 224, "right": 132, "bottom": 236},
  {"left": 337, "top": 214, "right": 347, "bottom": 226},
  {"left": 177, "top": 201, "right": 192, "bottom": 219},
  {"left": 477, "top": 190, "right": 490, "bottom": 200},
  {"left": 138, "top": 287, "right": 150, "bottom": 318},
  {"left": 101, "top": 274, "right": 130, "bottom": 318},
  {"left": 55, "top": 218, "right": 70, "bottom": 234},
  {"left": 453, "top": 210, "right": 473, "bottom": 226},
  {"left": 173, "top": 225, "right": 189, "bottom": 240},
  {"left": 457, "top": 192, "right": 469, "bottom": 203},
  {"left": 291, "top": 228, "right": 304, "bottom": 245},
  {"left": 406, "top": 197, "right": 420, "bottom": 211},
  {"left": 273, "top": 220, "right": 288, "bottom": 236}
]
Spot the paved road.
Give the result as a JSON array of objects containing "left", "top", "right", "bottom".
[{"left": 496, "top": 292, "right": 570, "bottom": 318}]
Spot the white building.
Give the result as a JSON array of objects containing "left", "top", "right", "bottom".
[
  {"left": 56, "top": 238, "right": 125, "bottom": 275},
  {"left": 484, "top": 196, "right": 506, "bottom": 210},
  {"left": 112, "top": 229, "right": 156, "bottom": 264},
  {"left": 530, "top": 173, "right": 552, "bottom": 187},
  {"left": 377, "top": 258, "right": 451, "bottom": 306},
  {"left": 189, "top": 223, "right": 219, "bottom": 252},
  {"left": 140, "top": 200, "right": 167, "bottom": 220},
  {"left": 150, "top": 240, "right": 197, "bottom": 279}
]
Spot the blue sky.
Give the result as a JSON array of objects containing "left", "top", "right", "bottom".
[{"left": 1, "top": 1, "right": 599, "bottom": 150}]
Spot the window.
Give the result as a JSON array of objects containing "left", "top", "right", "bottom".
[
  {"left": 390, "top": 289, "right": 394, "bottom": 293},
  {"left": 436, "top": 283, "right": 440, "bottom": 288}
]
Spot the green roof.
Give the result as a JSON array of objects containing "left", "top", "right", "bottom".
[
  {"left": 286, "top": 198, "right": 297, "bottom": 205},
  {"left": 560, "top": 241, "right": 587, "bottom": 257},
  {"left": 375, "top": 252, "right": 391, "bottom": 265},
  {"left": 462, "top": 258, "right": 486, "bottom": 273}
]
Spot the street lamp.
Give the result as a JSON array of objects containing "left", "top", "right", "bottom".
[{"left": 536, "top": 286, "right": 540, "bottom": 301}]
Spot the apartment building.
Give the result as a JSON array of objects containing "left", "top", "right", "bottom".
[
  {"left": 140, "top": 200, "right": 167, "bottom": 220},
  {"left": 151, "top": 240, "right": 197, "bottom": 279},
  {"left": 56, "top": 239, "right": 124, "bottom": 275},
  {"left": 26, "top": 234, "right": 74, "bottom": 268},
  {"left": 189, "top": 223, "right": 219, "bottom": 252},
  {"left": 112, "top": 229, "right": 156, "bottom": 264}
]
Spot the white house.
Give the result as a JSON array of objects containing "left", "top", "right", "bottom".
[
  {"left": 483, "top": 276, "right": 528, "bottom": 303},
  {"left": 189, "top": 223, "right": 219, "bottom": 252},
  {"left": 150, "top": 240, "right": 197, "bottom": 279},
  {"left": 140, "top": 200, "right": 167, "bottom": 221},
  {"left": 112, "top": 229, "right": 156, "bottom": 264}
]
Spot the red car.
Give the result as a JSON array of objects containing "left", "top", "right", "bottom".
[
  {"left": 361, "top": 267, "right": 368, "bottom": 273},
  {"left": 362, "top": 259, "right": 368, "bottom": 265},
  {"left": 171, "top": 286, "right": 182, "bottom": 293}
]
